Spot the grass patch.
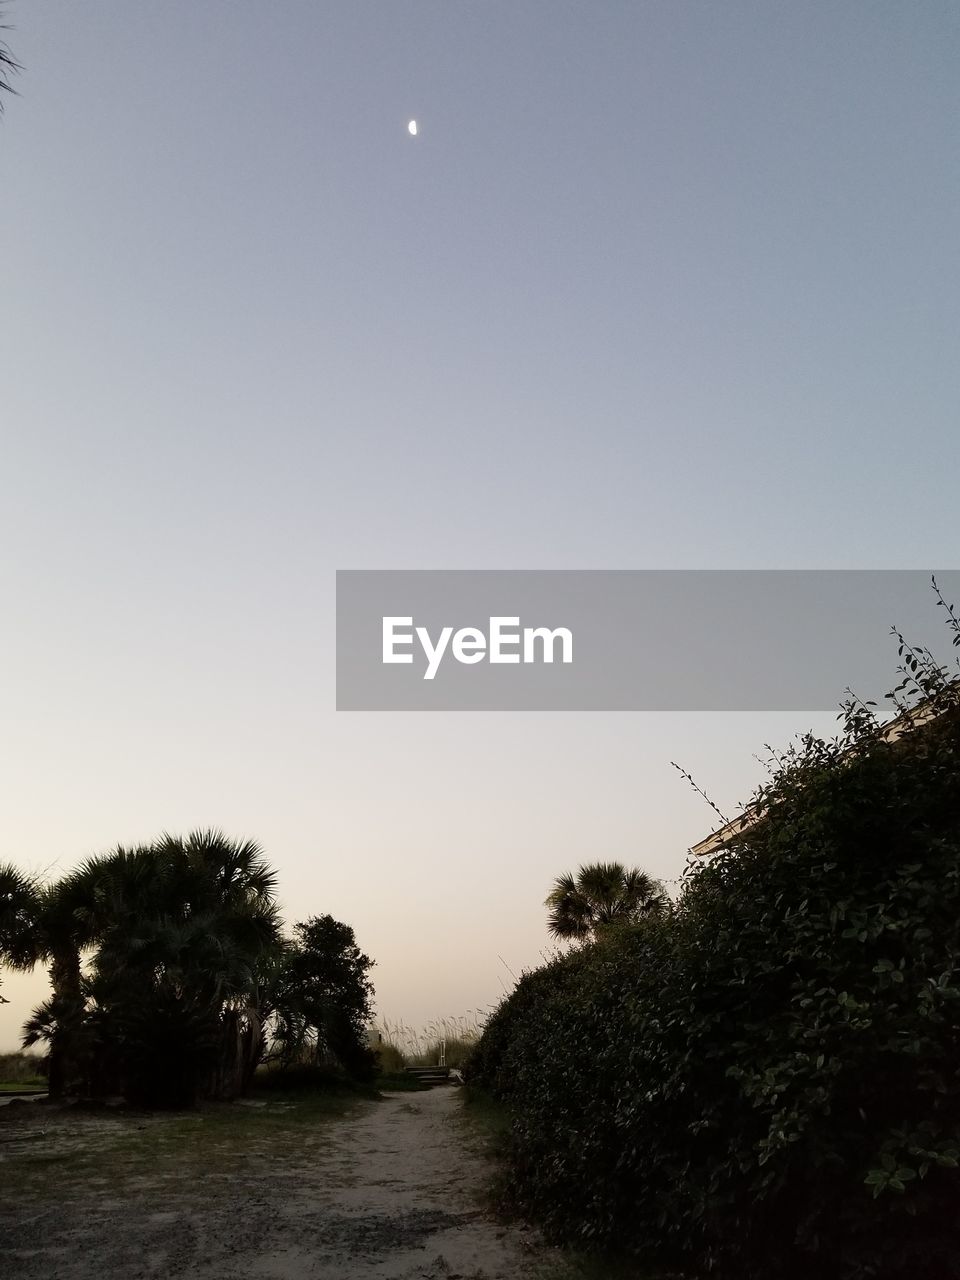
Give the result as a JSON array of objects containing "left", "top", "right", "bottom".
[
  {"left": 0, "top": 1081, "right": 372, "bottom": 1199},
  {"left": 254, "top": 1063, "right": 379, "bottom": 1098},
  {"left": 460, "top": 1084, "right": 512, "bottom": 1150},
  {"left": 457, "top": 1085, "right": 516, "bottom": 1216},
  {"left": 0, "top": 1052, "right": 45, "bottom": 1084}
]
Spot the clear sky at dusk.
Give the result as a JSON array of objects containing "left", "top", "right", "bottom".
[{"left": 1, "top": 3, "right": 958, "bottom": 1046}]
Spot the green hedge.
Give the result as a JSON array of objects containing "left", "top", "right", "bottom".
[{"left": 468, "top": 704, "right": 960, "bottom": 1279}]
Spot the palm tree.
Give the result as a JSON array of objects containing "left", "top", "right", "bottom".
[
  {"left": 0, "top": 861, "right": 96, "bottom": 1096},
  {"left": 0, "top": 862, "right": 40, "bottom": 1000},
  {"left": 15, "top": 831, "right": 283, "bottom": 1104},
  {"left": 545, "top": 861, "right": 668, "bottom": 941},
  {"left": 87, "top": 830, "right": 284, "bottom": 1104},
  {"left": 19, "top": 857, "right": 125, "bottom": 1096}
]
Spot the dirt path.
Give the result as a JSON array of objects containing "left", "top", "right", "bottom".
[{"left": 0, "top": 1088, "right": 564, "bottom": 1280}]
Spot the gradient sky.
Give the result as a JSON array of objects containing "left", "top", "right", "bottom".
[{"left": 1, "top": 3, "right": 958, "bottom": 1048}]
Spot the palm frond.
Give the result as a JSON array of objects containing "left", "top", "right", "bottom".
[
  {"left": 0, "top": 5, "right": 21, "bottom": 114},
  {"left": 0, "top": 862, "right": 42, "bottom": 969},
  {"left": 546, "top": 860, "right": 668, "bottom": 940}
]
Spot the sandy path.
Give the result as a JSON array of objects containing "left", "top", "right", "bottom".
[{"left": 0, "top": 1088, "right": 560, "bottom": 1280}]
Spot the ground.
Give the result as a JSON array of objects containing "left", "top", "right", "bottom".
[{"left": 0, "top": 1086, "right": 583, "bottom": 1280}]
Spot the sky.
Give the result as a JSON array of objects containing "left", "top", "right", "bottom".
[{"left": 1, "top": 2, "right": 958, "bottom": 1049}]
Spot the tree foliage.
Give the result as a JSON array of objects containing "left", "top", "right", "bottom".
[
  {"left": 0, "top": 862, "right": 39, "bottom": 1001},
  {"left": 0, "top": 831, "right": 377, "bottom": 1106},
  {"left": 470, "top": 603, "right": 960, "bottom": 1279},
  {"left": 17, "top": 831, "right": 284, "bottom": 1106},
  {"left": 272, "top": 915, "right": 376, "bottom": 1080},
  {"left": 545, "top": 861, "right": 667, "bottom": 940}
]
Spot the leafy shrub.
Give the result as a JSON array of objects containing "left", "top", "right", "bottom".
[
  {"left": 469, "top": 648, "right": 960, "bottom": 1278},
  {"left": 374, "top": 1041, "right": 406, "bottom": 1074}
]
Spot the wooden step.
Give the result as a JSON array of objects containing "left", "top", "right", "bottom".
[{"left": 403, "top": 1065, "right": 452, "bottom": 1085}]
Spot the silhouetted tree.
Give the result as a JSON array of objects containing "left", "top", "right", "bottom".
[
  {"left": 273, "top": 915, "right": 376, "bottom": 1079},
  {"left": 545, "top": 861, "right": 668, "bottom": 941},
  {"left": 19, "top": 832, "right": 284, "bottom": 1105},
  {"left": 0, "top": 862, "right": 39, "bottom": 1003}
]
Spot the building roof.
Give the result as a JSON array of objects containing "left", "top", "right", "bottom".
[{"left": 689, "top": 700, "right": 945, "bottom": 858}]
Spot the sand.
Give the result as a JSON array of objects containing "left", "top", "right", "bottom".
[{"left": 0, "top": 1087, "right": 566, "bottom": 1280}]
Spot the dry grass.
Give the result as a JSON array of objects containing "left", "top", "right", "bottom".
[
  {"left": 0, "top": 1050, "right": 46, "bottom": 1091},
  {"left": 376, "top": 1014, "right": 485, "bottom": 1069},
  {"left": 0, "top": 1051, "right": 45, "bottom": 1080}
]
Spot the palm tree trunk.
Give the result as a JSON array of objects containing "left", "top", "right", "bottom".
[
  {"left": 239, "top": 1005, "right": 263, "bottom": 1096},
  {"left": 47, "top": 946, "right": 84, "bottom": 1099}
]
